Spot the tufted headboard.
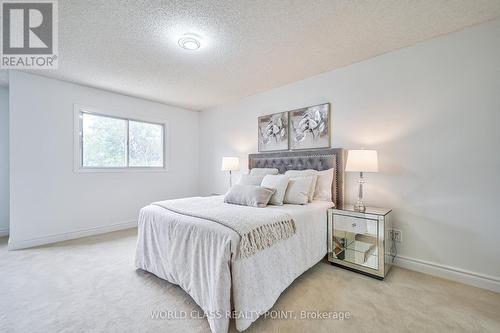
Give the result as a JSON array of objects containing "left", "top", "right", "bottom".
[{"left": 248, "top": 148, "right": 346, "bottom": 207}]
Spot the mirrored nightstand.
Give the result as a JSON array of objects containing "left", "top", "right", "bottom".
[{"left": 327, "top": 206, "right": 393, "bottom": 279}]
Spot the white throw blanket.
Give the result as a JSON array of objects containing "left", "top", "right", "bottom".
[{"left": 153, "top": 196, "right": 295, "bottom": 258}]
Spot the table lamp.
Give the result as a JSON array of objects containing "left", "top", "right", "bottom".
[
  {"left": 345, "top": 150, "right": 378, "bottom": 212},
  {"left": 221, "top": 157, "right": 240, "bottom": 189}
]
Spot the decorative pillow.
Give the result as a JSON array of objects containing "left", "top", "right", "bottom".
[
  {"left": 284, "top": 177, "right": 314, "bottom": 205},
  {"left": 249, "top": 168, "right": 279, "bottom": 176},
  {"left": 238, "top": 174, "right": 265, "bottom": 186},
  {"left": 314, "top": 168, "right": 334, "bottom": 201},
  {"left": 261, "top": 174, "right": 290, "bottom": 206},
  {"left": 224, "top": 185, "right": 275, "bottom": 208},
  {"left": 284, "top": 169, "right": 318, "bottom": 202}
]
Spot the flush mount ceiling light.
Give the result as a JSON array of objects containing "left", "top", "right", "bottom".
[{"left": 178, "top": 34, "right": 201, "bottom": 50}]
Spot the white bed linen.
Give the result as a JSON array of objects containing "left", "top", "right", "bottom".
[{"left": 135, "top": 197, "right": 333, "bottom": 333}]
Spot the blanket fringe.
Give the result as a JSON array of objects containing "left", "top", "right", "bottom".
[{"left": 239, "top": 219, "right": 296, "bottom": 259}]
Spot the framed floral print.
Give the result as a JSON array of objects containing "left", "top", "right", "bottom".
[
  {"left": 258, "top": 111, "right": 289, "bottom": 152},
  {"left": 289, "top": 103, "right": 330, "bottom": 150}
]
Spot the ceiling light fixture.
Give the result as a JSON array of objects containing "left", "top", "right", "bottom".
[{"left": 178, "top": 34, "right": 201, "bottom": 50}]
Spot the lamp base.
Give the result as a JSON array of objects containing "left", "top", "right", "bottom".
[
  {"left": 354, "top": 172, "right": 366, "bottom": 212},
  {"left": 354, "top": 201, "right": 366, "bottom": 212}
]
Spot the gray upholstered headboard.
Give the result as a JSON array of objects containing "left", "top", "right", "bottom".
[{"left": 248, "top": 148, "right": 346, "bottom": 207}]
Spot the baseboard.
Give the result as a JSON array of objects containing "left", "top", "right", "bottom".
[
  {"left": 395, "top": 255, "right": 500, "bottom": 293},
  {"left": 7, "top": 220, "right": 137, "bottom": 250},
  {"left": 0, "top": 227, "right": 9, "bottom": 237}
]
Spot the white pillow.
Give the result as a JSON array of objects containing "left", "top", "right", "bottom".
[
  {"left": 261, "top": 174, "right": 289, "bottom": 206},
  {"left": 250, "top": 168, "right": 279, "bottom": 176},
  {"left": 224, "top": 185, "right": 275, "bottom": 208},
  {"left": 238, "top": 174, "right": 264, "bottom": 186},
  {"left": 314, "top": 168, "right": 334, "bottom": 201},
  {"left": 284, "top": 169, "right": 318, "bottom": 202},
  {"left": 284, "top": 177, "right": 314, "bottom": 205}
]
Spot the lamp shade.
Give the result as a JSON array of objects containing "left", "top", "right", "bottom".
[
  {"left": 345, "top": 150, "right": 378, "bottom": 173},
  {"left": 221, "top": 157, "right": 240, "bottom": 171}
]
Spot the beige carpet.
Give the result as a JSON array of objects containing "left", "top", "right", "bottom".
[{"left": 1, "top": 229, "right": 499, "bottom": 333}]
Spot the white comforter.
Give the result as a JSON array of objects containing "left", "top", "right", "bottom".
[{"left": 135, "top": 197, "right": 333, "bottom": 333}]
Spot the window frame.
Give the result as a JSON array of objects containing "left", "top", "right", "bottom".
[{"left": 73, "top": 104, "right": 169, "bottom": 173}]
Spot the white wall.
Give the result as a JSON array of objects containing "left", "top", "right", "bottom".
[
  {"left": 0, "top": 87, "right": 8, "bottom": 236},
  {"left": 199, "top": 19, "right": 500, "bottom": 289},
  {"left": 9, "top": 71, "right": 199, "bottom": 249}
]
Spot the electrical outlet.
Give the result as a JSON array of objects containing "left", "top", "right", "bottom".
[{"left": 389, "top": 229, "right": 402, "bottom": 243}]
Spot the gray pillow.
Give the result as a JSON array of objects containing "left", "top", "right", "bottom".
[
  {"left": 249, "top": 168, "right": 279, "bottom": 176},
  {"left": 224, "top": 185, "right": 276, "bottom": 208},
  {"left": 238, "top": 174, "right": 265, "bottom": 186}
]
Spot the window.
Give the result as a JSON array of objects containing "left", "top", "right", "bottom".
[
  {"left": 82, "top": 113, "right": 127, "bottom": 168},
  {"left": 77, "top": 108, "right": 165, "bottom": 170}
]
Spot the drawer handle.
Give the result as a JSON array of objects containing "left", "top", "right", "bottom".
[{"left": 352, "top": 223, "right": 357, "bottom": 227}]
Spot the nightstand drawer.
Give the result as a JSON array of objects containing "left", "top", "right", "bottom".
[{"left": 334, "top": 215, "right": 368, "bottom": 234}]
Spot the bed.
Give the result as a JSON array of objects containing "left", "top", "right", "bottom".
[{"left": 135, "top": 148, "right": 346, "bottom": 333}]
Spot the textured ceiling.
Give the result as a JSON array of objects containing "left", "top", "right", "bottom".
[{"left": 2, "top": 0, "right": 500, "bottom": 110}]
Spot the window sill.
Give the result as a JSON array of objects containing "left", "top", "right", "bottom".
[{"left": 75, "top": 167, "right": 169, "bottom": 174}]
